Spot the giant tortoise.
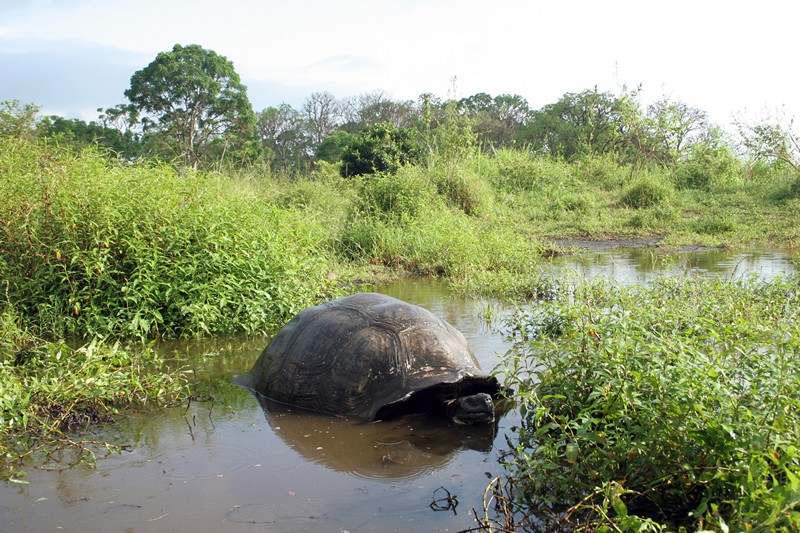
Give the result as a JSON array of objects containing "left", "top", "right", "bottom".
[{"left": 236, "top": 292, "right": 503, "bottom": 424}]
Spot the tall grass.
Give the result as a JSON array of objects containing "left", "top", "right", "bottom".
[
  {"left": 0, "top": 137, "right": 336, "bottom": 339},
  {"left": 499, "top": 275, "right": 800, "bottom": 531}
]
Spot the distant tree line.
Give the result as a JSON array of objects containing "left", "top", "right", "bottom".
[{"left": 1, "top": 43, "right": 798, "bottom": 177}]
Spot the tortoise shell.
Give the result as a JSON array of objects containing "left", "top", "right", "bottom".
[{"left": 238, "top": 292, "right": 500, "bottom": 421}]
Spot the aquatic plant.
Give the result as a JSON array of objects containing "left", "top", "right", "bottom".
[
  {"left": 0, "top": 311, "right": 188, "bottom": 481},
  {"left": 499, "top": 275, "right": 800, "bottom": 531}
]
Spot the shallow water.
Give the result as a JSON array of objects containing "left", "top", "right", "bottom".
[
  {"left": 545, "top": 246, "right": 797, "bottom": 284},
  {"left": 1, "top": 249, "right": 797, "bottom": 532}
]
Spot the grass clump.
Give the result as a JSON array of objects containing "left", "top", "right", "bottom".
[
  {"left": 499, "top": 275, "right": 800, "bottom": 531},
  {"left": 619, "top": 172, "right": 672, "bottom": 209}
]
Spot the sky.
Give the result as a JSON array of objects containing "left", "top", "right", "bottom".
[{"left": 1, "top": 0, "right": 798, "bottom": 128}]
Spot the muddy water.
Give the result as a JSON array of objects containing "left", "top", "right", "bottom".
[
  {"left": 1, "top": 249, "right": 797, "bottom": 532},
  {"left": 546, "top": 246, "right": 797, "bottom": 284}
]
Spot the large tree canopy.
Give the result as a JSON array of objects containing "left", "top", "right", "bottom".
[
  {"left": 516, "top": 88, "right": 635, "bottom": 160},
  {"left": 125, "top": 44, "right": 256, "bottom": 169}
]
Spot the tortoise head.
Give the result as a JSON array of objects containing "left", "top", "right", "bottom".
[{"left": 445, "top": 392, "right": 495, "bottom": 425}]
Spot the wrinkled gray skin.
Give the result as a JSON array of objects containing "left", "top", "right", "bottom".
[{"left": 237, "top": 292, "right": 501, "bottom": 425}]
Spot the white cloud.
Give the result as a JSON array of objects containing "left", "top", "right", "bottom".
[{"left": 1, "top": 0, "right": 798, "bottom": 124}]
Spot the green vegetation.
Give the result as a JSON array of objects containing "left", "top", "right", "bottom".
[
  {"left": 125, "top": 43, "right": 258, "bottom": 169},
  {"left": 2, "top": 43, "right": 800, "bottom": 522},
  {"left": 0, "top": 137, "right": 335, "bottom": 340},
  {"left": 0, "top": 305, "right": 187, "bottom": 482},
  {"left": 499, "top": 276, "right": 800, "bottom": 531}
]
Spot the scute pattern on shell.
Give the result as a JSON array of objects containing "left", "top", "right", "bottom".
[{"left": 239, "top": 292, "right": 499, "bottom": 421}]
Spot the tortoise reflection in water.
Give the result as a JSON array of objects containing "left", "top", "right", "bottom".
[{"left": 236, "top": 292, "right": 504, "bottom": 425}]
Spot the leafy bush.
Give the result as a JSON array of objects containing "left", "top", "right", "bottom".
[
  {"left": 674, "top": 142, "right": 742, "bottom": 190},
  {"left": 429, "top": 162, "right": 495, "bottom": 217},
  {"left": 575, "top": 153, "right": 630, "bottom": 190},
  {"left": 0, "top": 138, "right": 335, "bottom": 339},
  {"left": 349, "top": 166, "right": 437, "bottom": 224},
  {"left": 0, "top": 325, "right": 188, "bottom": 480},
  {"left": 340, "top": 122, "right": 422, "bottom": 177},
  {"left": 500, "top": 276, "right": 800, "bottom": 531}
]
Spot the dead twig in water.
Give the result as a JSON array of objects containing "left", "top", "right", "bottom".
[{"left": 430, "top": 486, "right": 459, "bottom": 515}]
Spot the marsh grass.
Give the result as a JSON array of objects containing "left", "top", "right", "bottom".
[
  {"left": 499, "top": 275, "right": 800, "bottom": 531},
  {"left": 0, "top": 306, "right": 188, "bottom": 481},
  {"left": 0, "top": 138, "right": 336, "bottom": 339}
]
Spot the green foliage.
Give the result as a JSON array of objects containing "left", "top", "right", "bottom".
[
  {"left": 620, "top": 174, "right": 672, "bottom": 209},
  {"left": 257, "top": 103, "right": 311, "bottom": 174},
  {"left": 429, "top": 161, "right": 495, "bottom": 216},
  {"left": 575, "top": 154, "right": 631, "bottom": 190},
  {"left": 0, "top": 138, "right": 334, "bottom": 339},
  {"left": 0, "top": 100, "right": 40, "bottom": 139},
  {"left": 316, "top": 129, "right": 355, "bottom": 163},
  {"left": 646, "top": 96, "right": 709, "bottom": 164},
  {"left": 346, "top": 167, "right": 437, "bottom": 224},
  {"left": 125, "top": 43, "right": 257, "bottom": 169},
  {"left": 340, "top": 122, "right": 422, "bottom": 177},
  {"left": 516, "top": 88, "right": 638, "bottom": 161},
  {"left": 38, "top": 115, "right": 141, "bottom": 159},
  {"left": 500, "top": 276, "right": 800, "bottom": 531},
  {"left": 336, "top": 164, "right": 551, "bottom": 299},
  {"left": 674, "top": 135, "right": 742, "bottom": 190},
  {"left": 420, "top": 94, "right": 479, "bottom": 167},
  {"left": 0, "top": 317, "right": 188, "bottom": 480},
  {"left": 456, "top": 92, "right": 531, "bottom": 147},
  {"left": 736, "top": 110, "right": 800, "bottom": 174},
  {"left": 483, "top": 148, "right": 576, "bottom": 192}
]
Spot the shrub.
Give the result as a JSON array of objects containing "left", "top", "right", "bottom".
[
  {"left": 482, "top": 148, "right": 575, "bottom": 192},
  {"left": 576, "top": 153, "right": 629, "bottom": 190},
  {"left": 500, "top": 276, "right": 800, "bottom": 531},
  {"left": 349, "top": 167, "right": 437, "bottom": 224},
  {"left": 340, "top": 123, "right": 422, "bottom": 177},
  {"left": 674, "top": 143, "right": 742, "bottom": 190},
  {"left": 429, "top": 163, "right": 495, "bottom": 217},
  {"left": 0, "top": 138, "right": 335, "bottom": 339}
]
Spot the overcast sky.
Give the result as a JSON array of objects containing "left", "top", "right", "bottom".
[{"left": 1, "top": 0, "right": 797, "bottom": 127}]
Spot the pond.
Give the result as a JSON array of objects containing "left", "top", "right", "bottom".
[{"left": 1, "top": 247, "right": 797, "bottom": 532}]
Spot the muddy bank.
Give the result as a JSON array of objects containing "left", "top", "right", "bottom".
[{"left": 551, "top": 236, "right": 727, "bottom": 253}]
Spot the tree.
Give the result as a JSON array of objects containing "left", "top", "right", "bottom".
[
  {"left": 340, "top": 123, "right": 422, "bottom": 177},
  {"left": 124, "top": 44, "right": 256, "bottom": 169},
  {"left": 735, "top": 108, "right": 800, "bottom": 174},
  {"left": 0, "top": 100, "right": 40, "bottom": 139},
  {"left": 316, "top": 130, "right": 355, "bottom": 164},
  {"left": 257, "top": 104, "right": 311, "bottom": 173},
  {"left": 647, "top": 97, "right": 709, "bottom": 164},
  {"left": 302, "top": 91, "right": 342, "bottom": 149},
  {"left": 38, "top": 115, "right": 141, "bottom": 157},
  {"left": 517, "top": 88, "right": 637, "bottom": 160},
  {"left": 457, "top": 92, "right": 531, "bottom": 146}
]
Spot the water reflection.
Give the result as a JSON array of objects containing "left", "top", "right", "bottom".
[
  {"left": 255, "top": 395, "right": 496, "bottom": 480},
  {"left": 545, "top": 247, "right": 797, "bottom": 284}
]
